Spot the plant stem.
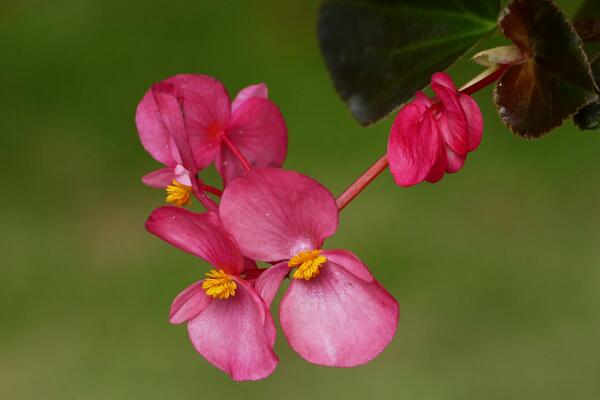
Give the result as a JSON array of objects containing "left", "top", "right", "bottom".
[
  {"left": 221, "top": 133, "right": 252, "bottom": 172},
  {"left": 460, "top": 64, "right": 510, "bottom": 96},
  {"left": 335, "top": 64, "right": 509, "bottom": 211},
  {"left": 194, "top": 190, "right": 219, "bottom": 213},
  {"left": 336, "top": 154, "right": 389, "bottom": 211},
  {"left": 201, "top": 184, "right": 223, "bottom": 197}
]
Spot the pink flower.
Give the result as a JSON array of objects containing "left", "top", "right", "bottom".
[
  {"left": 387, "top": 72, "right": 483, "bottom": 187},
  {"left": 145, "top": 206, "right": 278, "bottom": 381},
  {"left": 219, "top": 168, "right": 399, "bottom": 367},
  {"left": 136, "top": 75, "right": 287, "bottom": 198}
]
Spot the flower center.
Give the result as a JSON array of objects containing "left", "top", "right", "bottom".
[
  {"left": 165, "top": 180, "right": 193, "bottom": 207},
  {"left": 288, "top": 249, "right": 327, "bottom": 281},
  {"left": 202, "top": 269, "right": 237, "bottom": 300}
]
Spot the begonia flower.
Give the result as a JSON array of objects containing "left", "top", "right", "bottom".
[
  {"left": 136, "top": 75, "right": 287, "bottom": 200},
  {"left": 145, "top": 206, "right": 278, "bottom": 381},
  {"left": 387, "top": 72, "right": 483, "bottom": 187},
  {"left": 219, "top": 168, "right": 399, "bottom": 367}
]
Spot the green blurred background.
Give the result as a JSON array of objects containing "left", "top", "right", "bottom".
[{"left": 2, "top": 0, "right": 599, "bottom": 398}]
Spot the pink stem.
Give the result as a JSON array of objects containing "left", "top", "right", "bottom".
[
  {"left": 221, "top": 133, "right": 252, "bottom": 172},
  {"left": 336, "top": 154, "right": 389, "bottom": 211},
  {"left": 194, "top": 190, "right": 219, "bottom": 213},
  {"left": 336, "top": 65, "right": 510, "bottom": 211},
  {"left": 460, "top": 64, "right": 510, "bottom": 96},
  {"left": 201, "top": 184, "right": 223, "bottom": 197}
]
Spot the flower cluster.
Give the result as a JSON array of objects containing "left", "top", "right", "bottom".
[{"left": 136, "top": 72, "right": 482, "bottom": 380}]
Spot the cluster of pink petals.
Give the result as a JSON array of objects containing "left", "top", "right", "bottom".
[
  {"left": 387, "top": 73, "right": 483, "bottom": 187},
  {"left": 136, "top": 74, "right": 287, "bottom": 191},
  {"left": 144, "top": 168, "right": 399, "bottom": 380},
  {"left": 146, "top": 207, "right": 277, "bottom": 380},
  {"left": 137, "top": 71, "right": 485, "bottom": 381},
  {"left": 220, "top": 168, "right": 399, "bottom": 367}
]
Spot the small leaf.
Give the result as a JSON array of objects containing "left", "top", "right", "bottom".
[
  {"left": 494, "top": 0, "right": 598, "bottom": 138},
  {"left": 574, "top": 55, "right": 600, "bottom": 130},
  {"left": 318, "top": 0, "right": 500, "bottom": 126}
]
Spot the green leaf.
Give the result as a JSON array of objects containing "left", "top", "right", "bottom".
[
  {"left": 574, "top": 55, "right": 600, "bottom": 130},
  {"left": 318, "top": 0, "right": 500, "bottom": 126},
  {"left": 494, "top": 0, "right": 598, "bottom": 138}
]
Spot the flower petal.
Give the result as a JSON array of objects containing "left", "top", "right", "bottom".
[
  {"left": 187, "top": 280, "right": 278, "bottom": 381},
  {"left": 430, "top": 72, "right": 458, "bottom": 92},
  {"left": 444, "top": 148, "right": 466, "bottom": 174},
  {"left": 413, "top": 91, "right": 433, "bottom": 111},
  {"left": 459, "top": 94, "right": 484, "bottom": 152},
  {"left": 167, "top": 74, "right": 231, "bottom": 170},
  {"left": 255, "top": 262, "right": 290, "bottom": 307},
  {"left": 424, "top": 132, "right": 447, "bottom": 183},
  {"left": 141, "top": 167, "right": 176, "bottom": 189},
  {"left": 150, "top": 83, "right": 197, "bottom": 172},
  {"left": 231, "top": 83, "right": 268, "bottom": 113},
  {"left": 169, "top": 281, "right": 212, "bottom": 324},
  {"left": 136, "top": 88, "right": 178, "bottom": 167},
  {"left": 280, "top": 259, "right": 398, "bottom": 367},
  {"left": 431, "top": 73, "right": 469, "bottom": 156},
  {"left": 216, "top": 98, "right": 288, "bottom": 184},
  {"left": 146, "top": 207, "right": 244, "bottom": 275},
  {"left": 388, "top": 104, "right": 441, "bottom": 187},
  {"left": 321, "top": 249, "right": 373, "bottom": 283},
  {"left": 220, "top": 168, "right": 338, "bottom": 262}
]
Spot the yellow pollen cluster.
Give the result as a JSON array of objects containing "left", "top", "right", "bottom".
[
  {"left": 288, "top": 249, "right": 327, "bottom": 281},
  {"left": 165, "top": 180, "right": 193, "bottom": 207},
  {"left": 202, "top": 269, "right": 237, "bottom": 300}
]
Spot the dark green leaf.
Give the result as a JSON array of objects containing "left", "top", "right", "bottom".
[
  {"left": 318, "top": 0, "right": 499, "bottom": 126},
  {"left": 494, "top": 0, "right": 598, "bottom": 138},
  {"left": 574, "top": 55, "right": 600, "bottom": 130}
]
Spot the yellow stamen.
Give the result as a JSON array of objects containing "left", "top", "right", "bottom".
[
  {"left": 165, "top": 180, "right": 193, "bottom": 207},
  {"left": 288, "top": 249, "right": 327, "bottom": 281},
  {"left": 202, "top": 269, "right": 237, "bottom": 300}
]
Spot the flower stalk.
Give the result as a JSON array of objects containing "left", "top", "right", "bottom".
[{"left": 221, "top": 133, "right": 253, "bottom": 172}]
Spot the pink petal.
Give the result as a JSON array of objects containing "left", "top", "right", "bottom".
[
  {"left": 220, "top": 168, "right": 339, "bottom": 262},
  {"left": 255, "top": 262, "right": 290, "bottom": 307},
  {"left": 187, "top": 280, "right": 278, "bottom": 381},
  {"left": 141, "top": 167, "right": 176, "bottom": 188},
  {"left": 413, "top": 91, "right": 433, "bottom": 111},
  {"left": 431, "top": 74, "right": 469, "bottom": 156},
  {"left": 321, "top": 249, "right": 373, "bottom": 282},
  {"left": 167, "top": 74, "right": 231, "bottom": 170},
  {"left": 430, "top": 72, "right": 458, "bottom": 92},
  {"left": 173, "top": 164, "right": 193, "bottom": 186},
  {"left": 216, "top": 98, "right": 288, "bottom": 184},
  {"left": 425, "top": 133, "right": 447, "bottom": 183},
  {"left": 445, "top": 148, "right": 466, "bottom": 174},
  {"left": 169, "top": 281, "right": 212, "bottom": 324},
  {"left": 459, "top": 94, "right": 484, "bottom": 152},
  {"left": 280, "top": 258, "right": 399, "bottom": 367},
  {"left": 150, "top": 83, "right": 197, "bottom": 172},
  {"left": 231, "top": 83, "right": 268, "bottom": 113},
  {"left": 146, "top": 207, "right": 244, "bottom": 275},
  {"left": 136, "top": 88, "right": 178, "bottom": 168},
  {"left": 243, "top": 258, "right": 259, "bottom": 272},
  {"left": 388, "top": 105, "right": 441, "bottom": 187}
]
